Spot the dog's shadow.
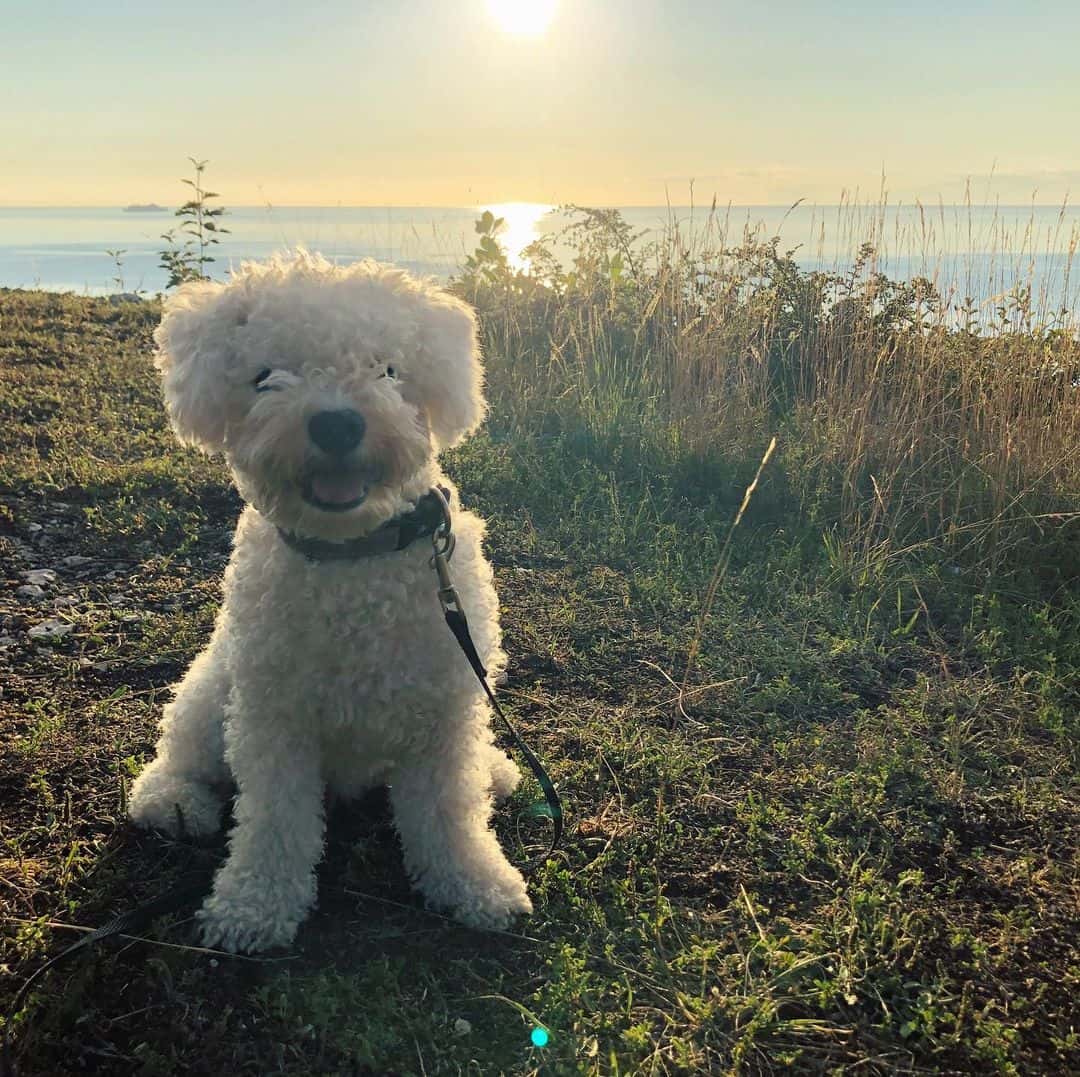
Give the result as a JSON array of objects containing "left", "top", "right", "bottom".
[{"left": 131, "top": 786, "right": 536, "bottom": 974}]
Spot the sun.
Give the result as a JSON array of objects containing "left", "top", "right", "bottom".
[{"left": 486, "top": 0, "right": 558, "bottom": 35}]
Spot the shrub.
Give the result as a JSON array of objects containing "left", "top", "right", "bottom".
[{"left": 453, "top": 203, "right": 1080, "bottom": 585}]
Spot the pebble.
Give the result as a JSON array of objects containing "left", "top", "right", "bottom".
[
  {"left": 27, "top": 523, "right": 43, "bottom": 533},
  {"left": 16, "top": 584, "right": 45, "bottom": 600},
  {"left": 453, "top": 1019, "right": 472, "bottom": 1036},
  {"left": 24, "top": 569, "right": 56, "bottom": 586},
  {"left": 28, "top": 619, "right": 74, "bottom": 639},
  {"left": 62, "top": 556, "right": 94, "bottom": 568}
]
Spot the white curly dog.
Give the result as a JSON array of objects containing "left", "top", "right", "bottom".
[{"left": 128, "top": 252, "right": 531, "bottom": 953}]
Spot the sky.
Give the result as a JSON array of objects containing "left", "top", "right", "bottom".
[{"left": 3, "top": 0, "right": 1079, "bottom": 207}]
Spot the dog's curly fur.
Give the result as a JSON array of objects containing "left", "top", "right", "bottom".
[{"left": 128, "top": 252, "right": 530, "bottom": 953}]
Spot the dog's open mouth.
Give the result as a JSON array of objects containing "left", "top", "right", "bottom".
[{"left": 301, "top": 471, "right": 370, "bottom": 513}]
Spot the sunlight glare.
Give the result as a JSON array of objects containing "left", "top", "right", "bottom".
[
  {"left": 483, "top": 202, "right": 553, "bottom": 272},
  {"left": 486, "top": 0, "right": 558, "bottom": 35}
]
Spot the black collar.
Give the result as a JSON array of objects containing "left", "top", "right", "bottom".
[{"left": 277, "top": 487, "right": 450, "bottom": 563}]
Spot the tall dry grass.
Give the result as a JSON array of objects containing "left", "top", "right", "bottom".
[{"left": 457, "top": 198, "right": 1080, "bottom": 581}]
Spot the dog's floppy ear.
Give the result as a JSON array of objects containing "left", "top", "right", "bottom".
[
  {"left": 409, "top": 289, "right": 486, "bottom": 451},
  {"left": 153, "top": 279, "right": 247, "bottom": 452}
]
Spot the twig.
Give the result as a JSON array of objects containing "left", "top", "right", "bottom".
[
  {"left": 3, "top": 917, "right": 292, "bottom": 962},
  {"left": 682, "top": 437, "right": 778, "bottom": 695},
  {"left": 340, "top": 888, "right": 543, "bottom": 944}
]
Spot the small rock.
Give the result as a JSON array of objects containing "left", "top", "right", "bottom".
[
  {"left": 27, "top": 523, "right": 43, "bottom": 533},
  {"left": 28, "top": 619, "right": 74, "bottom": 639},
  {"left": 453, "top": 1018, "right": 472, "bottom": 1036},
  {"left": 24, "top": 569, "right": 56, "bottom": 586},
  {"left": 16, "top": 584, "right": 45, "bottom": 600},
  {"left": 53, "top": 596, "right": 78, "bottom": 608},
  {"left": 62, "top": 556, "right": 94, "bottom": 568},
  {"left": 107, "top": 593, "right": 129, "bottom": 605},
  {"left": 0, "top": 636, "right": 18, "bottom": 649}
]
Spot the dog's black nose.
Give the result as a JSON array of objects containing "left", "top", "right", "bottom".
[{"left": 308, "top": 409, "right": 366, "bottom": 456}]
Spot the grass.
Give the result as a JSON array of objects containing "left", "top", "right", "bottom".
[{"left": 0, "top": 215, "right": 1078, "bottom": 1076}]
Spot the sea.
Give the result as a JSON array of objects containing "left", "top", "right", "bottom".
[{"left": 1, "top": 203, "right": 1078, "bottom": 316}]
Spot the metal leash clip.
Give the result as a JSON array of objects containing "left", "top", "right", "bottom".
[{"left": 428, "top": 486, "right": 459, "bottom": 614}]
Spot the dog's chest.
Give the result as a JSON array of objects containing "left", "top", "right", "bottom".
[{"left": 251, "top": 550, "right": 469, "bottom": 724}]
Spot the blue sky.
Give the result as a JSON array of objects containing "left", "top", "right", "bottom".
[{"left": 4, "top": 0, "right": 1078, "bottom": 205}]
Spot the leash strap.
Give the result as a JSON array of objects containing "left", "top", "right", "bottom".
[
  {"left": 428, "top": 489, "right": 564, "bottom": 871},
  {"left": 443, "top": 606, "right": 564, "bottom": 866},
  {"left": 2, "top": 873, "right": 212, "bottom": 1077}
]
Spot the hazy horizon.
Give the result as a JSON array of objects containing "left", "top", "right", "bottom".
[
  {"left": 3, "top": 199, "right": 1078, "bottom": 210},
  {"left": 5, "top": 202, "right": 1078, "bottom": 303}
]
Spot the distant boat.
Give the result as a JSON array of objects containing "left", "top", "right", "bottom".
[{"left": 122, "top": 203, "right": 168, "bottom": 213}]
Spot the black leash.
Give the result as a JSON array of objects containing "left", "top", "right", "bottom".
[
  {"left": 443, "top": 605, "right": 564, "bottom": 866},
  {"left": 2, "top": 872, "right": 213, "bottom": 1077},
  {"left": 426, "top": 487, "right": 563, "bottom": 868}
]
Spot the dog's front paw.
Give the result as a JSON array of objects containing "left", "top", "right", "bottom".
[
  {"left": 452, "top": 868, "right": 533, "bottom": 931},
  {"left": 128, "top": 765, "right": 224, "bottom": 839},
  {"left": 197, "top": 873, "right": 309, "bottom": 953},
  {"left": 423, "top": 859, "right": 532, "bottom": 931}
]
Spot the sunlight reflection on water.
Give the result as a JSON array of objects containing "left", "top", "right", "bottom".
[{"left": 481, "top": 202, "right": 555, "bottom": 271}]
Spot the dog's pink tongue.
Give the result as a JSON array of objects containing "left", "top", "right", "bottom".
[{"left": 311, "top": 474, "right": 366, "bottom": 505}]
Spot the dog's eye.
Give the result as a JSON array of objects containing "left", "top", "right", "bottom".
[{"left": 253, "top": 368, "right": 276, "bottom": 392}]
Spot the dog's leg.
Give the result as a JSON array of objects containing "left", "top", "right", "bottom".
[
  {"left": 196, "top": 711, "right": 324, "bottom": 953},
  {"left": 128, "top": 625, "right": 231, "bottom": 838},
  {"left": 483, "top": 741, "right": 521, "bottom": 802},
  {"left": 391, "top": 726, "right": 532, "bottom": 930}
]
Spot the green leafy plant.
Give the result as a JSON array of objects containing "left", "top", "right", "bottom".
[
  {"left": 159, "top": 157, "right": 229, "bottom": 288},
  {"left": 462, "top": 209, "right": 509, "bottom": 283},
  {"left": 104, "top": 248, "right": 127, "bottom": 292}
]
